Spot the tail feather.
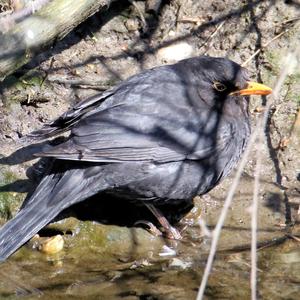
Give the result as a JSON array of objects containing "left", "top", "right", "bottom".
[
  {"left": 0, "top": 198, "right": 65, "bottom": 262},
  {"left": 0, "top": 160, "right": 147, "bottom": 262},
  {"left": 0, "top": 162, "right": 112, "bottom": 262}
]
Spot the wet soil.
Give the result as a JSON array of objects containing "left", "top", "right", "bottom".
[{"left": 0, "top": 0, "right": 299, "bottom": 299}]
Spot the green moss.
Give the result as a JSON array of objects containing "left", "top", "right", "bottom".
[
  {"left": 77, "top": 221, "right": 112, "bottom": 247},
  {"left": 12, "top": 75, "right": 45, "bottom": 95},
  {"left": 285, "top": 73, "right": 300, "bottom": 104},
  {"left": 264, "top": 50, "right": 282, "bottom": 75},
  {"left": 0, "top": 70, "right": 47, "bottom": 107},
  {"left": 19, "top": 71, "right": 45, "bottom": 88},
  {"left": 263, "top": 49, "right": 300, "bottom": 105},
  {"left": 0, "top": 193, "right": 15, "bottom": 220},
  {"left": 0, "top": 169, "right": 24, "bottom": 221}
]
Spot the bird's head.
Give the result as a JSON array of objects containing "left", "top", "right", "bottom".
[
  {"left": 194, "top": 56, "right": 272, "bottom": 99},
  {"left": 177, "top": 56, "right": 272, "bottom": 115}
]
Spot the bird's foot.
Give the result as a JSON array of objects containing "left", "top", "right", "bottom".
[
  {"left": 144, "top": 203, "right": 182, "bottom": 240},
  {"left": 163, "top": 225, "right": 182, "bottom": 240},
  {"left": 134, "top": 220, "right": 163, "bottom": 237},
  {"left": 134, "top": 220, "right": 182, "bottom": 240}
]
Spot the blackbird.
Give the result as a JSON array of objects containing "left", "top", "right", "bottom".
[{"left": 0, "top": 56, "right": 272, "bottom": 261}]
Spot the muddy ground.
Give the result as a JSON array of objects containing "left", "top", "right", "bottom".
[{"left": 0, "top": 0, "right": 299, "bottom": 299}]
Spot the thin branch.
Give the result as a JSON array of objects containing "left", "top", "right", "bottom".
[
  {"left": 129, "top": 0, "right": 147, "bottom": 28},
  {"left": 242, "top": 29, "right": 290, "bottom": 67},
  {"left": 47, "top": 75, "right": 113, "bottom": 91},
  {"left": 286, "top": 234, "right": 300, "bottom": 242},
  {"left": 251, "top": 129, "right": 263, "bottom": 300},
  {"left": 200, "top": 21, "right": 225, "bottom": 52},
  {"left": 282, "top": 17, "right": 300, "bottom": 25}
]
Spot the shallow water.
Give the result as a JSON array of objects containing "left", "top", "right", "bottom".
[{"left": 0, "top": 217, "right": 299, "bottom": 300}]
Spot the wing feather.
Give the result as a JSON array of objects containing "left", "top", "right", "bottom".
[{"left": 33, "top": 63, "right": 235, "bottom": 163}]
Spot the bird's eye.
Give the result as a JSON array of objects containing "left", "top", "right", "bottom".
[{"left": 213, "top": 81, "right": 227, "bottom": 92}]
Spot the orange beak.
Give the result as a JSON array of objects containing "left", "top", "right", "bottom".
[{"left": 230, "top": 81, "right": 272, "bottom": 96}]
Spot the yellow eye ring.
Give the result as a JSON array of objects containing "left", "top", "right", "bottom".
[{"left": 213, "top": 81, "right": 227, "bottom": 92}]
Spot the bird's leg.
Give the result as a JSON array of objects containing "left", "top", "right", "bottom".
[{"left": 145, "top": 203, "right": 182, "bottom": 240}]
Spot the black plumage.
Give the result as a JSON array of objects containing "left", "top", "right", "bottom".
[{"left": 0, "top": 56, "right": 271, "bottom": 261}]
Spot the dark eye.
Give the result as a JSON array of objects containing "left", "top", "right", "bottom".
[{"left": 213, "top": 81, "right": 227, "bottom": 92}]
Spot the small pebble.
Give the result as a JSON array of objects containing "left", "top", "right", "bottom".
[
  {"left": 158, "top": 245, "right": 176, "bottom": 257},
  {"left": 168, "top": 258, "right": 192, "bottom": 269},
  {"left": 125, "top": 19, "right": 140, "bottom": 32},
  {"left": 39, "top": 235, "right": 64, "bottom": 254},
  {"left": 157, "top": 42, "right": 194, "bottom": 63}
]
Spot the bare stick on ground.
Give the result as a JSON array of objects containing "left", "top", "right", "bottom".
[{"left": 241, "top": 29, "right": 290, "bottom": 67}]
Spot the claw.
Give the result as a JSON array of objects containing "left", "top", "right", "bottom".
[
  {"left": 145, "top": 204, "right": 183, "bottom": 240},
  {"left": 134, "top": 220, "right": 163, "bottom": 237},
  {"left": 164, "top": 226, "right": 182, "bottom": 240}
]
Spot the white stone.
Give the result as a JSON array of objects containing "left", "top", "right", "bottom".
[
  {"left": 157, "top": 42, "right": 194, "bottom": 63},
  {"left": 26, "top": 29, "right": 34, "bottom": 39}
]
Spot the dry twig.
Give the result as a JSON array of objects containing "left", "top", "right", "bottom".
[
  {"left": 250, "top": 128, "right": 263, "bottom": 300},
  {"left": 287, "top": 234, "right": 300, "bottom": 242},
  {"left": 47, "top": 75, "right": 113, "bottom": 91},
  {"left": 199, "top": 21, "right": 225, "bottom": 53},
  {"left": 242, "top": 29, "right": 290, "bottom": 67},
  {"left": 129, "top": 0, "right": 147, "bottom": 28}
]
